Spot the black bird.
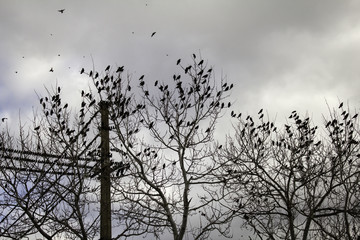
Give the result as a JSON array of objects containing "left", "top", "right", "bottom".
[
  {"left": 193, "top": 53, "right": 196, "bottom": 59},
  {"left": 116, "top": 66, "right": 124, "bottom": 72},
  {"left": 58, "top": 9, "right": 65, "bottom": 13},
  {"left": 154, "top": 80, "right": 158, "bottom": 86},
  {"left": 139, "top": 75, "right": 144, "bottom": 80},
  {"left": 105, "top": 65, "right": 110, "bottom": 71},
  {"left": 177, "top": 59, "right": 181, "bottom": 65},
  {"left": 34, "top": 126, "right": 40, "bottom": 131},
  {"left": 1, "top": 118, "right": 7, "bottom": 122},
  {"left": 49, "top": 67, "right": 54, "bottom": 72},
  {"left": 94, "top": 72, "right": 99, "bottom": 78},
  {"left": 198, "top": 60, "right": 204, "bottom": 66},
  {"left": 339, "top": 102, "right": 343, "bottom": 108},
  {"left": 80, "top": 68, "right": 84, "bottom": 74},
  {"left": 89, "top": 71, "right": 93, "bottom": 77},
  {"left": 258, "top": 109, "right": 263, "bottom": 114},
  {"left": 151, "top": 32, "right": 156, "bottom": 37},
  {"left": 162, "top": 163, "right": 165, "bottom": 169}
]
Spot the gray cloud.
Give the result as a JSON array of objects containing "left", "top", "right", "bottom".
[{"left": 1, "top": 0, "right": 360, "bottom": 128}]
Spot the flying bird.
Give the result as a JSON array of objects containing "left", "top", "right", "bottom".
[
  {"left": 151, "top": 32, "right": 156, "bottom": 37},
  {"left": 49, "top": 67, "right": 54, "bottom": 72},
  {"left": 58, "top": 9, "right": 65, "bottom": 13}
]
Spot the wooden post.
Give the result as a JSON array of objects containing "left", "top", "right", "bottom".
[{"left": 100, "top": 101, "right": 111, "bottom": 239}]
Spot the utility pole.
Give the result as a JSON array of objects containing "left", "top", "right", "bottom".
[{"left": 100, "top": 101, "right": 111, "bottom": 240}]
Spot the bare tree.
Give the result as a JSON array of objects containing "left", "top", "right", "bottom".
[
  {"left": 82, "top": 55, "right": 236, "bottom": 239},
  {"left": 217, "top": 105, "right": 360, "bottom": 240},
  {"left": 0, "top": 86, "right": 101, "bottom": 239}
]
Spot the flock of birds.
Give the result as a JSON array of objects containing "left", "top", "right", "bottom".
[
  {"left": 12, "top": 7, "right": 157, "bottom": 76},
  {"left": 4, "top": 6, "right": 159, "bottom": 125}
]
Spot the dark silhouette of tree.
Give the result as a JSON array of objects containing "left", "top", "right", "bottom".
[
  {"left": 217, "top": 105, "right": 360, "bottom": 240},
  {"left": 86, "top": 55, "right": 236, "bottom": 239},
  {"left": 0, "top": 86, "right": 101, "bottom": 239}
]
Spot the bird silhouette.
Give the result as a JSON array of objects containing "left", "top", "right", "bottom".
[
  {"left": 80, "top": 68, "right": 85, "bottom": 74},
  {"left": 339, "top": 102, "right": 343, "bottom": 108},
  {"left": 105, "top": 65, "right": 110, "bottom": 71},
  {"left": 34, "top": 126, "right": 40, "bottom": 131},
  {"left": 177, "top": 59, "right": 181, "bottom": 65},
  {"left": 1, "top": 118, "right": 7, "bottom": 122},
  {"left": 49, "top": 67, "right": 54, "bottom": 72},
  {"left": 139, "top": 75, "right": 144, "bottom": 80},
  {"left": 151, "top": 32, "right": 156, "bottom": 37},
  {"left": 58, "top": 9, "right": 65, "bottom": 13},
  {"left": 116, "top": 66, "right": 124, "bottom": 72}
]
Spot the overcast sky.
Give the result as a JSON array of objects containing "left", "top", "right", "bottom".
[
  {"left": 1, "top": 0, "right": 360, "bottom": 131},
  {"left": 1, "top": 1, "right": 360, "bottom": 239}
]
